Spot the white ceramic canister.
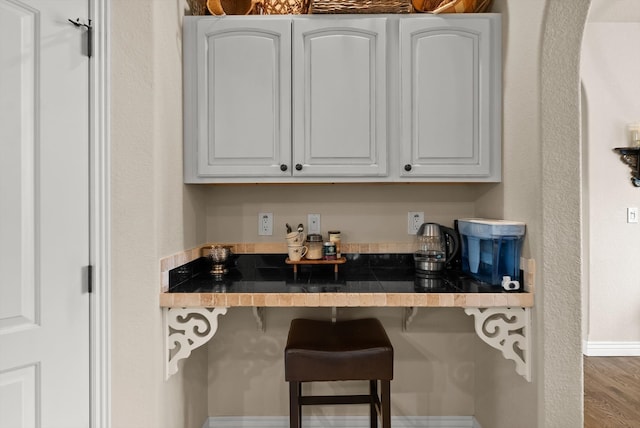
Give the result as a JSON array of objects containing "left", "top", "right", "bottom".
[{"left": 306, "top": 234, "right": 324, "bottom": 260}]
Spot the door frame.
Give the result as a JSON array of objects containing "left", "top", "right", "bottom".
[{"left": 89, "top": 0, "right": 110, "bottom": 426}]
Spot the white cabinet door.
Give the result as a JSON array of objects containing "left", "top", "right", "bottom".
[
  {"left": 292, "top": 18, "right": 388, "bottom": 177},
  {"left": 399, "top": 16, "right": 501, "bottom": 180},
  {"left": 184, "top": 17, "right": 292, "bottom": 181}
]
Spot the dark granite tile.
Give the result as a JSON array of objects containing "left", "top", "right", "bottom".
[
  {"left": 368, "top": 253, "right": 413, "bottom": 268},
  {"left": 167, "top": 253, "right": 525, "bottom": 295},
  {"left": 344, "top": 253, "right": 369, "bottom": 268},
  {"left": 254, "top": 254, "right": 288, "bottom": 268},
  {"left": 169, "top": 257, "right": 210, "bottom": 287}
]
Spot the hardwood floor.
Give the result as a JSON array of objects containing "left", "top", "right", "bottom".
[{"left": 584, "top": 356, "right": 640, "bottom": 427}]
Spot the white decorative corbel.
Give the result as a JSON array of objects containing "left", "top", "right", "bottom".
[
  {"left": 164, "top": 307, "right": 227, "bottom": 379},
  {"left": 464, "top": 307, "right": 532, "bottom": 382}
]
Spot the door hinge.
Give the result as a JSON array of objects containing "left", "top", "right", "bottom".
[
  {"left": 68, "top": 18, "right": 93, "bottom": 58},
  {"left": 88, "top": 264, "right": 93, "bottom": 293}
]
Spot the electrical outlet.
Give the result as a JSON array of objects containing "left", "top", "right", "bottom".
[
  {"left": 308, "top": 214, "right": 321, "bottom": 234},
  {"left": 628, "top": 207, "right": 638, "bottom": 224},
  {"left": 258, "top": 212, "right": 273, "bottom": 235},
  {"left": 408, "top": 211, "right": 424, "bottom": 235}
]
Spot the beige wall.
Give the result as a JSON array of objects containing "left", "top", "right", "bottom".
[
  {"left": 582, "top": 5, "right": 640, "bottom": 345},
  {"left": 204, "top": 184, "right": 477, "bottom": 243},
  {"left": 111, "top": 0, "right": 209, "bottom": 427},
  {"left": 109, "top": 0, "right": 589, "bottom": 427},
  {"left": 539, "top": 0, "right": 588, "bottom": 426},
  {"left": 471, "top": 0, "right": 545, "bottom": 426}
]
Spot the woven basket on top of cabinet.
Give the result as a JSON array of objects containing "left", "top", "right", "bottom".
[
  {"left": 206, "top": 0, "right": 310, "bottom": 15},
  {"left": 310, "top": 0, "right": 411, "bottom": 14},
  {"left": 413, "top": 0, "right": 492, "bottom": 13},
  {"left": 257, "top": 0, "right": 310, "bottom": 14}
]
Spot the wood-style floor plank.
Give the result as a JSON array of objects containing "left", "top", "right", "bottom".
[{"left": 584, "top": 356, "right": 640, "bottom": 427}]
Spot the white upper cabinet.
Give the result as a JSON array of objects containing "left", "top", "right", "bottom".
[
  {"left": 399, "top": 16, "right": 501, "bottom": 180},
  {"left": 183, "top": 17, "right": 291, "bottom": 180},
  {"left": 183, "top": 14, "right": 501, "bottom": 183},
  {"left": 292, "top": 18, "right": 388, "bottom": 177}
]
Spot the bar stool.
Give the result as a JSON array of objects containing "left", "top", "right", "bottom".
[{"left": 284, "top": 318, "right": 394, "bottom": 428}]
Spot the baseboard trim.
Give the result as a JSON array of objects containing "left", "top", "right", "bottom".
[
  {"left": 584, "top": 341, "right": 640, "bottom": 356},
  {"left": 203, "top": 416, "right": 481, "bottom": 428}
]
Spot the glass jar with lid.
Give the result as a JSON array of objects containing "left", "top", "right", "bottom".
[{"left": 305, "top": 234, "right": 323, "bottom": 260}]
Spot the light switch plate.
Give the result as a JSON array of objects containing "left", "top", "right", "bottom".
[
  {"left": 308, "top": 214, "right": 321, "bottom": 234},
  {"left": 628, "top": 207, "right": 638, "bottom": 223}
]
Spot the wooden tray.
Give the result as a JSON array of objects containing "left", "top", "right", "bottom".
[
  {"left": 285, "top": 257, "right": 346, "bottom": 275},
  {"left": 285, "top": 257, "right": 346, "bottom": 265}
]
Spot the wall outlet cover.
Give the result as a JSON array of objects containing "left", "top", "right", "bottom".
[
  {"left": 258, "top": 212, "right": 273, "bottom": 235},
  {"left": 408, "top": 212, "right": 424, "bottom": 235}
]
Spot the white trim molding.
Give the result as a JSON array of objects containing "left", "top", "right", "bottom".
[
  {"left": 584, "top": 341, "right": 640, "bottom": 356},
  {"left": 203, "top": 416, "right": 481, "bottom": 428},
  {"left": 90, "top": 0, "right": 111, "bottom": 426}
]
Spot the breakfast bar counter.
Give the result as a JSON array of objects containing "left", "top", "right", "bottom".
[
  {"left": 161, "top": 253, "right": 534, "bottom": 308},
  {"left": 160, "top": 248, "right": 535, "bottom": 383}
]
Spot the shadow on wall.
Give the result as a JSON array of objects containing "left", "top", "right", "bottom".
[
  {"left": 182, "top": 344, "right": 210, "bottom": 428},
  {"left": 205, "top": 307, "right": 477, "bottom": 418}
]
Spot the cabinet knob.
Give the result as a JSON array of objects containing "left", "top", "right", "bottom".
[
  {"left": 295, "top": 164, "right": 303, "bottom": 171},
  {"left": 404, "top": 164, "right": 412, "bottom": 172},
  {"left": 280, "top": 164, "right": 288, "bottom": 172}
]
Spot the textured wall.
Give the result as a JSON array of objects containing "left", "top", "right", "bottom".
[
  {"left": 110, "top": 0, "right": 209, "bottom": 427},
  {"left": 540, "top": 0, "right": 589, "bottom": 426}
]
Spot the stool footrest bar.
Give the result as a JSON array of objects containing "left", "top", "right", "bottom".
[{"left": 299, "top": 394, "right": 376, "bottom": 406}]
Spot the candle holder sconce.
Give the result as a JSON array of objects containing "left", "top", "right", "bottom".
[
  {"left": 613, "top": 124, "right": 640, "bottom": 187},
  {"left": 614, "top": 147, "right": 640, "bottom": 187}
]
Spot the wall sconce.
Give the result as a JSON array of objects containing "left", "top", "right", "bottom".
[{"left": 614, "top": 123, "right": 640, "bottom": 187}]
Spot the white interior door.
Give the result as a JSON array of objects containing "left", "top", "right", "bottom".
[{"left": 0, "top": 0, "right": 90, "bottom": 427}]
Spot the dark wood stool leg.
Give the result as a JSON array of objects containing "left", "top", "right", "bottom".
[
  {"left": 370, "top": 380, "right": 378, "bottom": 428},
  {"left": 297, "top": 382, "right": 302, "bottom": 427},
  {"left": 381, "top": 380, "right": 390, "bottom": 428},
  {"left": 289, "top": 381, "right": 301, "bottom": 428}
]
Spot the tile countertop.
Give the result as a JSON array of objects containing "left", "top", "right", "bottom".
[{"left": 160, "top": 250, "right": 534, "bottom": 308}]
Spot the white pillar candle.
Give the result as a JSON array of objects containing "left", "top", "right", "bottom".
[{"left": 629, "top": 124, "right": 640, "bottom": 147}]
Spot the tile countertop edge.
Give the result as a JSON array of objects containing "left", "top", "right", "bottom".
[{"left": 158, "top": 291, "right": 534, "bottom": 308}]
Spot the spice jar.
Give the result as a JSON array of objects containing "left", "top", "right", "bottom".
[
  {"left": 306, "top": 234, "right": 323, "bottom": 260},
  {"left": 323, "top": 241, "right": 337, "bottom": 260},
  {"left": 328, "top": 230, "right": 341, "bottom": 258}
]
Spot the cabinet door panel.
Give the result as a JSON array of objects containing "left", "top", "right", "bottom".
[
  {"left": 293, "top": 18, "right": 388, "bottom": 177},
  {"left": 209, "top": 38, "right": 279, "bottom": 160},
  {"left": 400, "top": 17, "right": 501, "bottom": 180},
  {"left": 185, "top": 18, "right": 291, "bottom": 180},
  {"left": 415, "top": 33, "right": 474, "bottom": 160}
]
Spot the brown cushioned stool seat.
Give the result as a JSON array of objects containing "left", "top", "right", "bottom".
[{"left": 285, "top": 318, "right": 393, "bottom": 428}]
